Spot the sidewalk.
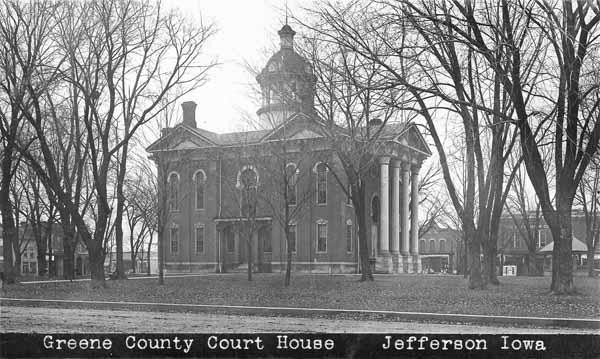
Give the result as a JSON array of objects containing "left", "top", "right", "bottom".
[{"left": 2, "top": 297, "right": 599, "bottom": 330}]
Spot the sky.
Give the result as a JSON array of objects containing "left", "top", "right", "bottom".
[{"left": 162, "top": 0, "right": 304, "bottom": 134}]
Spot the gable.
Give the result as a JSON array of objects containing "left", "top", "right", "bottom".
[
  {"left": 260, "top": 113, "right": 325, "bottom": 142},
  {"left": 289, "top": 128, "right": 323, "bottom": 140},
  {"left": 394, "top": 124, "right": 432, "bottom": 156},
  {"left": 146, "top": 125, "right": 217, "bottom": 152}
]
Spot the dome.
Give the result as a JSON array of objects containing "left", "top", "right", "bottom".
[
  {"left": 256, "top": 24, "right": 316, "bottom": 128},
  {"left": 259, "top": 49, "right": 313, "bottom": 79}
]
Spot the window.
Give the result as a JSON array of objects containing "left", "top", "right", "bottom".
[
  {"left": 346, "top": 220, "right": 353, "bottom": 253},
  {"left": 225, "top": 227, "right": 235, "bottom": 253},
  {"left": 420, "top": 239, "right": 426, "bottom": 252},
  {"left": 316, "top": 163, "right": 327, "bottom": 204},
  {"left": 346, "top": 185, "right": 353, "bottom": 205},
  {"left": 195, "top": 226, "right": 204, "bottom": 254},
  {"left": 28, "top": 247, "right": 35, "bottom": 259},
  {"left": 429, "top": 239, "right": 435, "bottom": 252},
  {"left": 240, "top": 168, "right": 258, "bottom": 217},
  {"left": 194, "top": 170, "right": 205, "bottom": 210},
  {"left": 286, "top": 164, "right": 297, "bottom": 206},
  {"left": 22, "top": 262, "right": 29, "bottom": 274},
  {"left": 512, "top": 231, "right": 519, "bottom": 249},
  {"left": 317, "top": 221, "right": 327, "bottom": 253},
  {"left": 288, "top": 224, "right": 297, "bottom": 253},
  {"left": 439, "top": 239, "right": 446, "bottom": 252},
  {"left": 168, "top": 172, "right": 179, "bottom": 211},
  {"left": 170, "top": 226, "right": 179, "bottom": 254},
  {"left": 260, "top": 226, "right": 271, "bottom": 253},
  {"left": 371, "top": 195, "right": 379, "bottom": 223},
  {"left": 538, "top": 230, "right": 547, "bottom": 248}
]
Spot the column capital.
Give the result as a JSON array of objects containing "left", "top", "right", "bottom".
[
  {"left": 378, "top": 156, "right": 391, "bottom": 165},
  {"left": 411, "top": 163, "right": 421, "bottom": 173},
  {"left": 391, "top": 159, "right": 401, "bottom": 168},
  {"left": 401, "top": 161, "right": 411, "bottom": 171}
]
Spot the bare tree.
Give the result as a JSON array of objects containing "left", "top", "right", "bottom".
[
  {"left": 411, "top": 0, "right": 600, "bottom": 294},
  {"left": 577, "top": 159, "right": 600, "bottom": 276},
  {"left": 0, "top": 0, "right": 62, "bottom": 284},
  {"left": 7, "top": 0, "right": 216, "bottom": 287},
  {"left": 301, "top": 0, "right": 526, "bottom": 288}
]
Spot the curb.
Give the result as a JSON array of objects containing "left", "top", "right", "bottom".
[{"left": 2, "top": 297, "right": 599, "bottom": 330}]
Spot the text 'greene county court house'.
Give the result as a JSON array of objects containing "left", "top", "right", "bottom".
[{"left": 147, "top": 24, "right": 431, "bottom": 274}]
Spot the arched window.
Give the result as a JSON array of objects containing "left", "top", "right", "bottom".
[
  {"left": 371, "top": 195, "right": 379, "bottom": 223},
  {"left": 420, "top": 239, "right": 425, "bottom": 252},
  {"left": 240, "top": 168, "right": 258, "bottom": 217},
  {"left": 439, "top": 239, "right": 446, "bottom": 252},
  {"left": 168, "top": 172, "right": 179, "bottom": 212},
  {"left": 286, "top": 163, "right": 297, "bottom": 206},
  {"left": 194, "top": 170, "right": 206, "bottom": 210},
  {"left": 429, "top": 239, "right": 436, "bottom": 252},
  {"left": 316, "top": 163, "right": 327, "bottom": 205}
]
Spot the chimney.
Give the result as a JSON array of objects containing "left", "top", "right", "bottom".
[{"left": 181, "top": 101, "right": 197, "bottom": 128}]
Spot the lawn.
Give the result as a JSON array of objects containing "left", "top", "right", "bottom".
[{"left": 1, "top": 273, "right": 599, "bottom": 319}]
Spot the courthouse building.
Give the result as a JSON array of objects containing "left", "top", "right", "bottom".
[{"left": 147, "top": 24, "right": 431, "bottom": 274}]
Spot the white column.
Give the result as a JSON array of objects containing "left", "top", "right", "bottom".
[
  {"left": 378, "top": 157, "right": 390, "bottom": 254},
  {"left": 391, "top": 160, "right": 400, "bottom": 255},
  {"left": 401, "top": 161, "right": 410, "bottom": 256},
  {"left": 410, "top": 164, "right": 420, "bottom": 256}
]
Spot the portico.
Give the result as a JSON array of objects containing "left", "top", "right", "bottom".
[{"left": 374, "top": 151, "right": 424, "bottom": 274}]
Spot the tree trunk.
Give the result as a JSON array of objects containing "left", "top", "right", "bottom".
[
  {"left": 588, "top": 243, "right": 596, "bottom": 277},
  {"left": 62, "top": 224, "right": 76, "bottom": 280},
  {"left": 131, "top": 249, "right": 136, "bottom": 274},
  {"left": 13, "top": 236, "right": 21, "bottom": 276},
  {"left": 549, "top": 205, "right": 575, "bottom": 294},
  {"left": 527, "top": 251, "right": 539, "bottom": 276},
  {"left": 158, "top": 228, "right": 164, "bottom": 285},
  {"left": 1, "top": 212, "right": 17, "bottom": 284},
  {"left": 355, "top": 198, "right": 373, "bottom": 281},
  {"left": 147, "top": 233, "right": 153, "bottom": 276},
  {"left": 586, "top": 229, "right": 599, "bottom": 277},
  {"left": 284, "top": 226, "right": 292, "bottom": 286},
  {"left": 247, "top": 231, "right": 253, "bottom": 282},
  {"left": 483, "top": 232, "right": 500, "bottom": 285},
  {"left": 0, "top": 175, "right": 17, "bottom": 282},
  {"left": 87, "top": 239, "right": 106, "bottom": 288},
  {"left": 35, "top": 225, "right": 48, "bottom": 276},
  {"left": 114, "top": 144, "right": 129, "bottom": 280},
  {"left": 465, "top": 222, "right": 485, "bottom": 289}
]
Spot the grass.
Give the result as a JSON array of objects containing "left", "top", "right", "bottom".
[{"left": 1, "top": 273, "right": 599, "bottom": 319}]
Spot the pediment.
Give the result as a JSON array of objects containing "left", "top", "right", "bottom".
[
  {"left": 394, "top": 124, "right": 432, "bottom": 156},
  {"left": 260, "top": 113, "right": 325, "bottom": 142},
  {"left": 147, "top": 125, "right": 217, "bottom": 152},
  {"left": 289, "top": 128, "right": 323, "bottom": 140}
]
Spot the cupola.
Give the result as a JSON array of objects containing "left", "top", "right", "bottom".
[{"left": 255, "top": 24, "right": 316, "bottom": 129}]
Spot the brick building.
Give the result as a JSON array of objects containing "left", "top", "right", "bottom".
[
  {"left": 498, "top": 210, "right": 600, "bottom": 275},
  {"left": 147, "top": 24, "right": 431, "bottom": 274}
]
